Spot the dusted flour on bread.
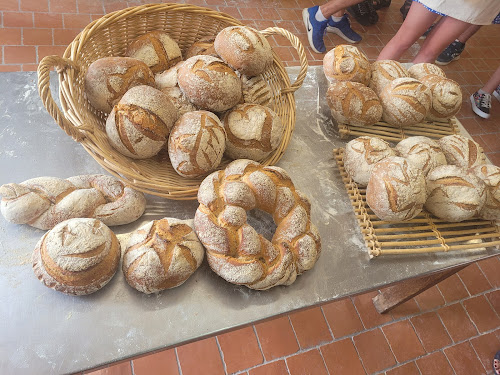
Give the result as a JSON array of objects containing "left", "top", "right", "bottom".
[
  {"left": 395, "top": 136, "right": 446, "bottom": 176},
  {"left": 438, "top": 134, "right": 486, "bottom": 169},
  {"left": 408, "top": 63, "right": 445, "bottom": 81},
  {"left": 471, "top": 164, "right": 500, "bottom": 220},
  {"left": 323, "top": 45, "right": 371, "bottom": 85},
  {"left": 369, "top": 60, "right": 409, "bottom": 95},
  {"left": 420, "top": 74, "right": 462, "bottom": 121}
]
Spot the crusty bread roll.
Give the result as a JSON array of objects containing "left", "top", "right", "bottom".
[
  {"left": 122, "top": 218, "right": 204, "bottom": 294},
  {"left": 32, "top": 218, "right": 120, "bottom": 295},
  {"left": 323, "top": 45, "right": 371, "bottom": 85},
  {"left": 369, "top": 60, "right": 409, "bottom": 95},
  {"left": 0, "top": 174, "right": 146, "bottom": 230},
  {"left": 471, "top": 164, "right": 500, "bottom": 220},
  {"left": 223, "top": 103, "right": 283, "bottom": 161},
  {"left": 326, "top": 81, "right": 382, "bottom": 126},
  {"left": 425, "top": 165, "right": 486, "bottom": 222},
  {"left": 240, "top": 74, "right": 272, "bottom": 106},
  {"left": 420, "top": 74, "right": 462, "bottom": 121},
  {"left": 84, "top": 57, "right": 155, "bottom": 113},
  {"left": 366, "top": 156, "right": 426, "bottom": 221},
  {"left": 344, "top": 136, "right": 396, "bottom": 186},
  {"left": 106, "top": 85, "right": 177, "bottom": 159},
  {"left": 154, "top": 61, "right": 183, "bottom": 90},
  {"left": 126, "top": 31, "right": 182, "bottom": 74},
  {"left": 380, "top": 77, "right": 432, "bottom": 127},
  {"left": 185, "top": 36, "right": 218, "bottom": 59},
  {"left": 408, "top": 63, "right": 445, "bottom": 81},
  {"left": 178, "top": 55, "right": 242, "bottom": 112},
  {"left": 438, "top": 134, "right": 486, "bottom": 169},
  {"left": 160, "top": 86, "right": 197, "bottom": 119},
  {"left": 168, "top": 111, "right": 226, "bottom": 178},
  {"left": 395, "top": 136, "right": 447, "bottom": 176},
  {"left": 194, "top": 159, "right": 321, "bottom": 290},
  {"left": 214, "top": 26, "right": 273, "bottom": 77}
]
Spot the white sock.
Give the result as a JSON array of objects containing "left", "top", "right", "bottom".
[
  {"left": 315, "top": 8, "right": 328, "bottom": 22},
  {"left": 478, "top": 89, "right": 489, "bottom": 95},
  {"left": 331, "top": 15, "right": 343, "bottom": 22}
]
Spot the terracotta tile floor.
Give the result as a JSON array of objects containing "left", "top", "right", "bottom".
[{"left": 1, "top": 0, "right": 499, "bottom": 374}]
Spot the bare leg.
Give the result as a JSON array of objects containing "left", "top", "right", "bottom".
[
  {"left": 377, "top": 2, "right": 438, "bottom": 60},
  {"left": 482, "top": 66, "right": 500, "bottom": 94},
  {"left": 320, "top": 0, "right": 363, "bottom": 18},
  {"left": 456, "top": 24, "right": 482, "bottom": 43}
]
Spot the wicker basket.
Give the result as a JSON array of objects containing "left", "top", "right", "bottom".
[{"left": 37, "top": 3, "right": 308, "bottom": 200}]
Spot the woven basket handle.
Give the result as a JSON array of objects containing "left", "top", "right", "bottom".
[
  {"left": 261, "top": 27, "right": 308, "bottom": 94},
  {"left": 37, "top": 55, "right": 85, "bottom": 142}
]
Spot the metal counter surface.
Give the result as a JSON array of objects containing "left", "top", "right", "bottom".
[{"left": 1, "top": 67, "right": 498, "bottom": 375}]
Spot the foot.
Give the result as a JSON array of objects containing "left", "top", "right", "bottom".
[
  {"left": 435, "top": 40, "right": 466, "bottom": 65},
  {"left": 400, "top": 0, "right": 412, "bottom": 20},
  {"left": 347, "top": 0, "right": 378, "bottom": 27},
  {"left": 302, "top": 6, "right": 328, "bottom": 53},
  {"left": 494, "top": 350, "right": 500, "bottom": 375},
  {"left": 372, "top": 0, "right": 391, "bottom": 10},
  {"left": 470, "top": 91, "right": 491, "bottom": 119},
  {"left": 326, "top": 14, "right": 362, "bottom": 43},
  {"left": 493, "top": 85, "right": 500, "bottom": 102}
]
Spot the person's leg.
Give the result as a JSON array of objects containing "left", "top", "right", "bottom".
[
  {"left": 482, "top": 65, "right": 500, "bottom": 94},
  {"left": 320, "top": 0, "right": 365, "bottom": 18},
  {"left": 377, "top": 2, "right": 438, "bottom": 60},
  {"left": 470, "top": 66, "right": 500, "bottom": 119},
  {"left": 457, "top": 24, "right": 482, "bottom": 43},
  {"left": 326, "top": 9, "right": 362, "bottom": 43},
  {"left": 435, "top": 24, "right": 481, "bottom": 65}
]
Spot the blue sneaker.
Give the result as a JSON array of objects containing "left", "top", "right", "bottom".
[
  {"left": 302, "top": 6, "right": 328, "bottom": 53},
  {"left": 326, "top": 14, "right": 362, "bottom": 43}
]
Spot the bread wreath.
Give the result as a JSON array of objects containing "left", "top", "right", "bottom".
[{"left": 194, "top": 159, "right": 321, "bottom": 290}]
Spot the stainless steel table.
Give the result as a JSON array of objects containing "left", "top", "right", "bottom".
[{"left": 1, "top": 67, "right": 498, "bottom": 375}]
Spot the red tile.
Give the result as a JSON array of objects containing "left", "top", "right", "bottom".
[
  {"left": 63, "top": 13, "right": 92, "bottom": 29},
  {"left": 437, "top": 303, "right": 478, "bottom": 342},
  {"left": 286, "top": 349, "right": 328, "bottom": 375},
  {"left": 487, "top": 289, "right": 500, "bottom": 315},
  {"left": 53, "top": 28, "right": 81, "bottom": 46},
  {"left": 411, "top": 312, "right": 452, "bottom": 353},
  {"left": 34, "top": 13, "right": 63, "bottom": 28},
  {"left": 23, "top": 29, "right": 52, "bottom": 46},
  {"left": 85, "top": 361, "right": 132, "bottom": 375},
  {"left": 458, "top": 263, "right": 493, "bottom": 296},
  {"left": 321, "top": 298, "right": 364, "bottom": 339},
  {"left": 3, "top": 12, "right": 33, "bottom": 28},
  {"left": 176, "top": 337, "right": 225, "bottom": 375},
  {"left": 321, "top": 338, "right": 366, "bottom": 375},
  {"left": 414, "top": 286, "right": 445, "bottom": 311},
  {"left": 254, "top": 316, "right": 299, "bottom": 361},
  {"left": 353, "top": 328, "right": 396, "bottom": 373},
  {"left": 38, "top": 46, "right": 68, "bottom": 60},
  {"left": 385, "top": 361, "right": 420, "bottom": 375},
  {"left": 132, "top": 349, "right": 179, "bottom": 375},
  {"left": 0, "top": 0, "right": 19, "bottom": 11},
  {"left": 444, "top": 341, "right": 485, "bottom": 375},
  {"left": 389, "top": 298, "right": 421, "bottom": 319},
  {"left": 217, "top": 326, "right": 263, "bottom": 374},
  {"left": 103, "top": 1, "right": 127, "bottom": 14},
  {"left": 463, "top": 295, "right": 500, "bottom": 333},
  {"left": 77, "top": 0, "right": 104, "bottom": 14},
  {"left": 3, "top": 46, "right": 36, "bottom": 64},
  {"left": 0, "top": 28, "right": 22, "bottom": 45},
  {"left": 20, "top": 0, "right": 48, "bottom": 12},
  {"left": 470, "top": 331, "right": 500, "bottom": 371},
  {"left": 239, "top": 7, "right": 261, "bottom": 20},
  {"left": 217, "top": 6, "right": 242, "bottom": 20},
  {"left": 477, "top": 256, "right": 500, "bottom": 287},
  {"left": 50, "top": 0, "right": 77, "bottom": 13},
  {"left": 416, "top": 351, "right": 454, "bottom": 375},
  {"left": 289, "top": 307, "right": 332, "bottom": 349},
  {"left": 21, "top": 64, "right": 38, "bottom": 71},
  {"left": 382, "top": 320, "right": 425, "bottom": 363},
  {"left": 0, "top": 65, "right": 22, "bottom": 72},
  {"left": 248, "top": 360, "right": 289, "bottom": 375},
  {"left": 352, "top": 292, "right": 393, "bottom": 329},
  {"left": 437, "top": 273, "right": 469, "bottom": 303}
]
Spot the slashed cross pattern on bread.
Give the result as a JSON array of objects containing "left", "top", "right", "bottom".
[{"left": 106, "top": 65, "right": 155, "bottom": 110}]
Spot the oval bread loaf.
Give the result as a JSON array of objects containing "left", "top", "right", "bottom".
[
  {"left": 408, "top": 63, "right": 445, "bottom": 81},
  {"left": 240, "top": 74, "right": 272, "bottom": 106},
  {"left": 369, "top": 60, "right": 409, "bottom": 95},
  {"left": 323, "top": 45, "right": 371, "bottom": 85},
  {"left": 185, "top": 36, "right": 218, "bottom": 59},
  {"left": 471, "top": 164, "right": 500, "bottom": 220},
  {"left": 438, "top": 134, "right": 486, "bottom": 169},
  {"left": 395, "top": 136, "right": 447, "bottom": 176},
  {"left": 420, "top": 74, "right": 462, "bottom": 121}
]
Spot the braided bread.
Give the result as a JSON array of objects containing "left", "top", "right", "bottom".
[
  {"left": 0, "top": 174, "right": 146, "bottom": 230},
  {"left": 194, "top": 159, "right": 321, "bottom": 290}
]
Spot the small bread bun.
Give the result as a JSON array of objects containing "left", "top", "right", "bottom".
[
  {"left": 425, "top": 165, "right": 486, "bottom": 222},
  {"left": 105, "top": 85, "right": 177, "bottom": 159},
  {"left": 395, "top": 136, "right": 447, "bottom": 176},
  {"left": 240, "top": 74, "right": 272, "bottom": 106},
  {"left": 168, "top": 111, "right": 226, "bottom": 178},
  {"left": 408, "top": 63, "right": 445, "bottom": 81},
  {"left": 160, "top": 86, "right": 197, "bottom": 119},
  {"left": 177, "top": 55, "right": 242, "bottom": 112},
  {"left": 471, "top": 164, "right": 500, "bottom": 220},
  {"left": 323, "top": 45, "right": 371, "bottom": 85},
  {"left": 84, "top": 57, "right": 155, "bottom": 113},
  {"left": 326, "top": 81, "right": 382, "bottom": 126},
  {"left": 154, "top": 61, "right": 183, "bottom": 90},
  {"left": 344, "top": 136, "right": 396, "bottom": 186},
  {"left": 185, "top": 36, "right": 218, "bottom": 59},
  {"left": 369, "top": 60, "right": 409, "bottom": 95},
  {"left": 420, "top": 74, "right": 462, "bottom": 121},
  {"left": 214, "top": 26, "right": 273, "bottom": 77},
  {"left": 438, "top": 134, "right": 486, "bottom": 169},
  {"left": 223, "top": 103, "right": 283, "bottom": 161},
  {"left": 126, "top": 31, "right": 182, "bottom": 74},
  {"left": 366, "top": 156, "right": 426, "bottom": 221},
  {"left": 380, "top": 77, "right": 432, "bottom": 127}
]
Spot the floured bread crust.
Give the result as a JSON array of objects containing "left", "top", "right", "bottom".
[
  {"left": 408, "top": 63, "right": 445, "bottom": 81},
  {"left": 420, "top": 74, "right": 462, "bottom": 121},
  {"left": 185, "top": 36, "right": 219, "bottom": 59},
  {"left": 471, "top": 164, "right": 500, "bottom": 220},
  {"left": 240, "top": 74, "right": 273, "bottom": 106},
  {"left": 323, "top": 45, "right": 371, "bottom": 85},
  {"left": 395, "top": 136, "right": 446, "bottom": 176},
  {"left": 369, "top": 60, "right": 409, "bottom": 95},
  {"left": 438, "top": 134, "right": 486, "bottom": 169}
]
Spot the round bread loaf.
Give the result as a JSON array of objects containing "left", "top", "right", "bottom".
[
  {"left": 154, "top": 61, "right": 183, "bottom": 89},
  {"left": 344, "top": 136, "right": 396, "bottom": 186},
  {"left": 420, "top": 74, "right": 462, "bottom": 121},
  {"left": 438, "top": 134, "right": 486, "bottom": 169},
  {"left": 326, "top": 81, "right": 382, "bottom": 126},
  {"left": 395, "top": 136, "right": 447, "bottom": 176},
  {"left": 177, "top": 55, "right": 242, "bottom": 112},
  {"left": 194, "top": 159, "right": 321, "bottom": 290},
  {"left": 223, "top": 103, "right": 283, "bottom": 161},
  {"left": 241, "top": 74, "right": 272, "bottom": 106},
  {"left": 366, "top": 156, "right": 426, "bottom": 221},
  {"left": 84, "top": 57, "right": 155, "bottom": 113},
  {"left": 122, "top": 218, "right": 204, "bottom": 294},
  {"left": 185, "top": 36, "right": 218, "bottom": 59},
  {"left": 126, "top": 31, "right": 182, "bottom": 74},
  {"left": 214, "top": 26, "right": 273, "bottom": 77},
  {"left": 408, "top": 63, "right": 445, "bottom": 81},
  {"left": 369, "top": 60, "right": 409, "bottom": 95},
  {"left": 106, "top": 85, "right": 177, "bottom": 159},
  {"left": 160, "top": 86, "right": 197, "bottom": 119},
  {"left": 168, "top": 111, "right": 226, "bottom": 178},
  {"left": 380, "top": 77, "right": 432, "bottom": 127},
  {"left": 32, "top": 218, "right": 121, "bottom": 295},
  {"left": 425, "top": 165, "right": 486, "bottom": 222},
  {"left": 471, "top": 164, "right": 500, "bottom": 220},
  {"left": 323, "top": 45, "right": 371, "bottom": 85}
]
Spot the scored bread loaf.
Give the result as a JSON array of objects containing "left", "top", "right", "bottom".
[
  {"left": 420, "top": 74, "right": 462, "bottom": 121},
  {"left": 438, "top": 134, "right": 486, "bottom": 169},
  {"left": 425, "top": 165, "right": 486, "bottom": 222},
  {"left": 194, "top": 159, "right": 321, "bottom": 290},
  {"left": 154, "top": 61, "right": 183, "bottom": 89},
  {"left": 369, "top": 60, "right": 409, "bottom": 95},
  {"left": 84, "top": 57, "right": 155, "bottom": 113},
  {"left": 366, "top": 156, "right": 427, "bottom": 221},
  {"left": 395, "top": 136, "right": 447, "bottom": 176},
  {"left": 380, "top": 77, "right": 432, "bottom": 127},
  {"left": 0, "top": 174, "right": 146, "bottom": 230},
  {"left": 240, "top": 74, "right": 273, "bottom": 106},
  {"left": 326, "top": 81, "right": 382, "bottom": 127},
  {"left": 32, "top": 218, "right": 121, "bottom": 295},
  {"left": 122, "top": 218, "right": 204, "bottom": 294},
  {"left": 168, "top": 111, "right": 226, "bottom": 178},
  {"left": 160, "top": 86, "right": 198, "bottom": 119},
  {"left": 408, "top": 63, "right": 445, "bottom": 81},
  {"left": 323, "top": 45, "right": 371, "bottom": 85},
  {"left": 470, "top": 164, "right": 500, "bottom": 220},
  {"left": 185, "top": 36, "right": 218, "bottom": 59}
]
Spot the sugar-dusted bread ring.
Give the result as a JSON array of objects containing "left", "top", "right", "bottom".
[{"left": 194, "top": 159, "right": 321, "bottom": 290}]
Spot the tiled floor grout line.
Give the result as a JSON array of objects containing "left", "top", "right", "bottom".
[
  {"left": 214, "top": 335, "right": 229, "bottom": 375},
  {"left": 349, "top": 295, "right": 369, "bottom": 331},
  {"left": 349, "top": 335, "right": 369, "bottom": 375},
  {"left": 174, "top": 347, "right": 184, "bottom": 375},
  {"left": 317, "top": 306, "right": 335, "bottom": 375},
  {"left": 250, "top": 324, "right": 266, "bottom": 364},
  {"left": 129, "top": 359, "right": 135, "bottom": 375}
]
